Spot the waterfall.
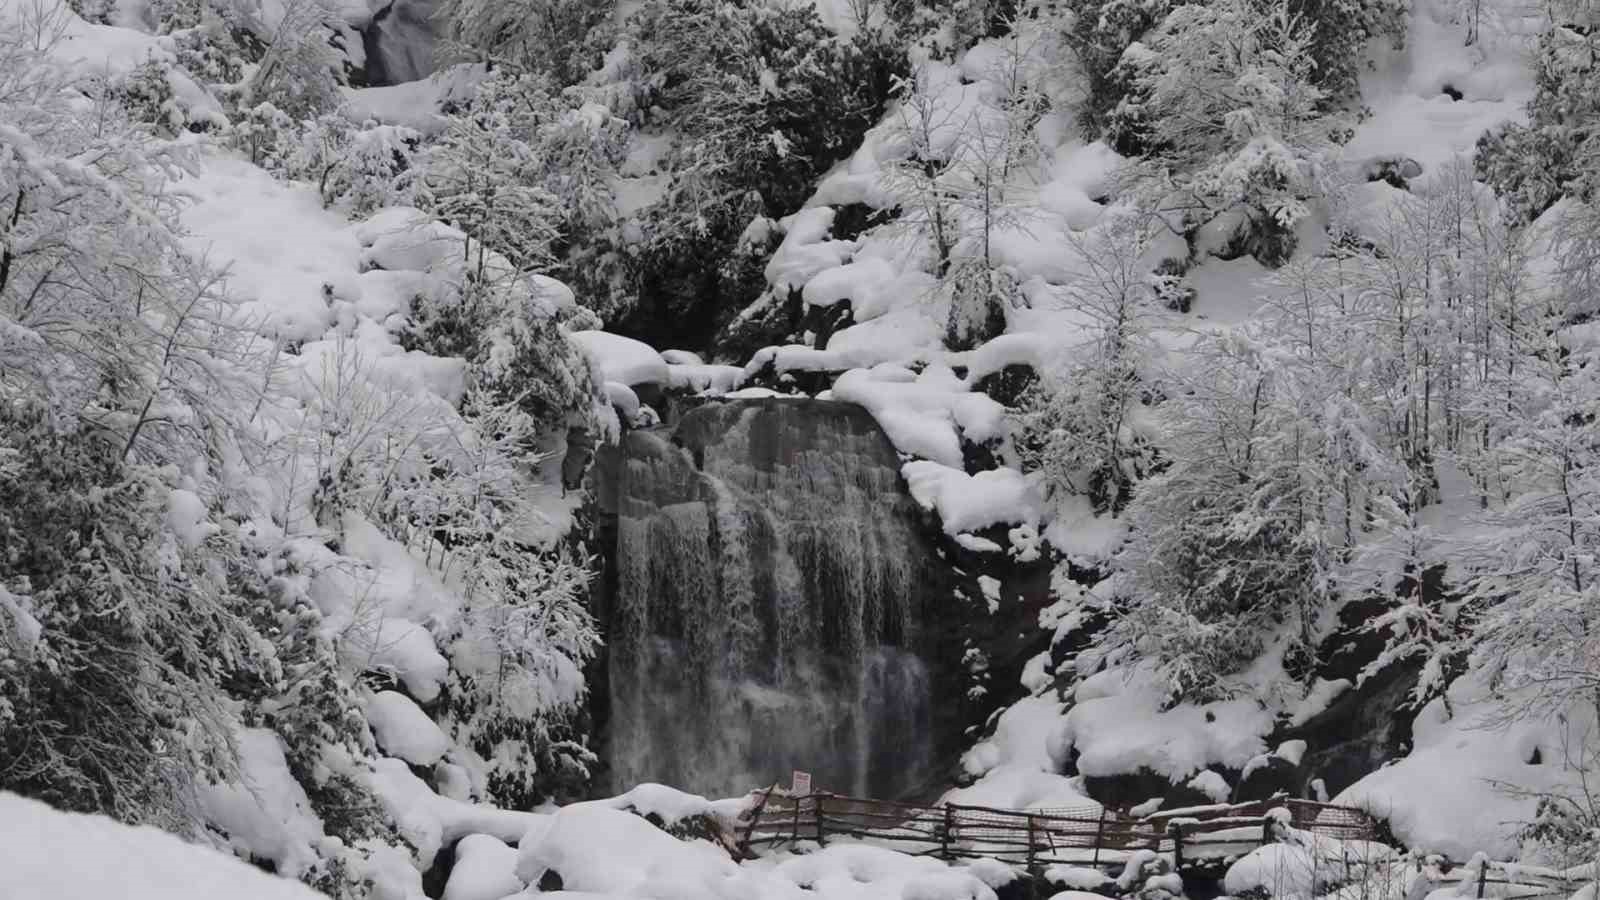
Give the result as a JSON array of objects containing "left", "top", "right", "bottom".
[
  {"left": 362, "top": 0, "right": 436, "bottom": 85},
  {"left": 603, "top": 399, "right": 943, "bottom": 800}
]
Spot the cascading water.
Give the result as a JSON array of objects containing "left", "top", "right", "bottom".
[
  {"left": 361, "top": 0, "right": 436, "bottom": 85},
  {"left": 600, "top": 399, "right": 946, "bottom": 799}
]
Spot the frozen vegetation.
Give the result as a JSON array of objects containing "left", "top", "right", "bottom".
[{"left": 5, "top": 0, "right": 1600, "bottom": 896}]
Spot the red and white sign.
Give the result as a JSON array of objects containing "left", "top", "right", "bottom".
[{"left": 791, "top": 770, "right": 812, "bottom": 795}]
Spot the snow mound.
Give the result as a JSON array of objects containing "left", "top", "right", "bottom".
[
  {"left": 668, "top": 363, "right": 746, "bottom": 394},
  {"left": 949, "top": 697, "right": 1101, "bottom": 812},
  {"left": 903, "top": 461, "right": 1042, "bottom": 538},
  {"left": 0, "top": 792, "right": 324, "bottom": 900},
  {"left": 443, "top": 834, "right": 521, "bottom": 900},
  {"left": 367, "top": 691, "right": 450, "bottom": 766},
  {"left": 1334, "top": 674, "right": 1584, "bottom": 858},
  {"left": 195, "top": 728, "right": 325, "bottom": 880},
  {"left": 833, "top": 364, "right": 1006, "bottom": 469},
  {"left": 515, "top": 804, "right": 742, "bottom": 897},
  {"left": 766, "top": 207, "right": 857, "bottom": 293},
  {"left": 570, "top": 331, "right": 669, "bottom": 386},
  {"left": 1063, "top": 666, "right": 1274, "bottom": 781}
]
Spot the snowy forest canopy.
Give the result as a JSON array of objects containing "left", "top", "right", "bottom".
[{"left": 7, "top": 0, "right": 1600, "bottom": 896}]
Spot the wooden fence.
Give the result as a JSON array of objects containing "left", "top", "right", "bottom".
[
  {"left": 736, "top": 791, "right": 1383, "bottom": 870},
  {"left": 1409, "top": 858, "right": 1597, "bottom": 900}
]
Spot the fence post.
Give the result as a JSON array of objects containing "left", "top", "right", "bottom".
[
  {"left": 1261, "top": 814, "right": 1275, "bottom": 846},
  {"left": 816, "top": 795, "right": 827, "bottom": 846},
  {"left": 1026, "top": 814, "right": 1039, "bottom": 900},
  {"left": 791, "top": 793, "right": 801, "bottom": 846},
  {"left": 1476, "top": 862, "right": 1487, "bottom": 900},
  {"left": 941, "top": 805, "right": 954, "bottom": 860},
  {"left": 738, "top": 785, "right": 776, "bottom": 858},
  {"left": 1170, "top": 821, "right": 1184, "bottom": 871},
  {"left": 1093, "top": 807, "right": 1107, "bottom": 866}
]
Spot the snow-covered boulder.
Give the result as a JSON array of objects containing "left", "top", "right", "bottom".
[
  {"left": 569, "top": 330, "right": 669, "bottom": 386},
  {"left": 367, "top": 691, "right": 450, "bottom": 766}
]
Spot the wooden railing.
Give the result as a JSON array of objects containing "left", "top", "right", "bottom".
[
  {"left": 736, "top": 791, "right": 1383, "bottom": 870},
  {"left": 1410, "top": 857, "right": 1597, "bottom": 900}
]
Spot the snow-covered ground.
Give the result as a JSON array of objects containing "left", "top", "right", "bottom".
[{"left": 2, "top": 0, "right": 1588, "bottom": 888}]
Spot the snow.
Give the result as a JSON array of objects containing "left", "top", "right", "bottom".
[
  {"left": 1186, "top": 770, "right": 1232, "bottom": 803},
  {"left": 1289, "top": 679, "right": 1352, "bottom": 727},
  {"left": 597, "top": 782, "right": 747, "bottom": 826},
  {"left": 1063, "top": 665, "right": 1275, "bottom": 780},
  {"left": 515, "top": 804, "right": 742, "bottom": 897},
  {"left": 1225, "top": 845, "right": 1323, "bottom": 900},
  {"left": 755, "top": 844, "right": 1000, "bottom": 900},
  {"left": 444, "top": 835, "right": 522, "bottom": 900},
  {"left": 963, "top": 333, "right": 1061, "bottom": 384},
  {"left": 365, "top": 756, "right": 547, "bottom": 866},
  {"left": 0, "top": 791, "right": 324, "bottom": 900},
  {"left": 1041, "top": 494, "right": 1126, "bottom": 565},
  {"left": 166, "top": 488, "right": 220, "bottom": 549},
  {"left": 196, "top": 728, "right": 325, "bottom": 880},
  {"left": 178, "top": 156, "right": 362, "bottom": 342},
  {"left": 367, "top": 691, "right": 451, "bottom": 766},
  {"left": 803, "top": 258, "right": 897, "bottom": 309},
  {"left": 766, "top": 207, "right": 857, "bottom": 293},
  {"left": 1045, "top": 867, "right": 1115, "bottom": 891},
  {"left": 0, "top": 584, "right": 42, "bottom": 654},
  {"left": 1275, "top": 740, "right": 1308, "bottom": 767},
  {"left": 903, "top": 461, "right": 1043, "bottom": 538},
  {"left": 833, "top": 365, "right": 1007, "bottom": 469},
  {"left": 1334, "top": 674, "right": 1586, "bottom": 858},
  {"left": 1343, "top": 0, "right": 1534, "bottom": 174},
  {"left": 949, "top": 697, "right": 1102, "bottom": 813},
  {"left": 342, "top": 65, "right": 486, "bottom": 135},
  {"left": 745, "top": 344, "right": 853, "bottom": 378},
  {"left": 668, "top": 363, "right": 746, "bottom": 394},
  {"left": 605, "top": 381, "right": 642, "bottom": 419},
  {"left": 570, "top": 330, "right": 670, "bottom": 386}
]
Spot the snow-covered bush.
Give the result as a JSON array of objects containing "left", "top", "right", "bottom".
[
  {"left": 0, "top": 407, "right": 267, "bottom": 830},
  {"left": 237, "top": 0, "right": 342, "bottom": 120},
  {"left": 418, "top": 75, "right": 562, "bottom": 277},
  {"left": 434, "top": 0, "right": 616, "bottom": 84},
  {"left": 1111, "top": 0, "right": 1343, "bottom": 266},
  {"left": 1476, "top": 20, "right": 1600, "bottom": 223},
  {"left": 1011, "top": 206, "right": 1165, "bottom": 514},
  {"left": 288, "top": 114, "right": 420, "bottom": 213},
  {"left": 107, "top": 57, "right": 186, "bottom": 133}
]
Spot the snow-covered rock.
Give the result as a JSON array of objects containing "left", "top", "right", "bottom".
[
  {"left": 367, "top": 691, "right": 450, "bottom": 766},
  {"left": 570, "top": 331, "right": 669, "bottom": 386}
]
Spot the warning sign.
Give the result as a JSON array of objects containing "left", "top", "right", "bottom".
[{"left": 791, "top": 770, "right": 812, "bottom": 795}]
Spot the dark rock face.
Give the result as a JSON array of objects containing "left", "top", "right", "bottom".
[
  {"left": 361, "top": 0, "right": 436, "bottom": 86},
  {"left": 1286, "top": 663, "right": 1419, "bottom": 799},
  {"left": 1083, "top": 769, "right": 1222, "bottom": 813},
  {"left": 1233, "top": 755, "right": 1300, "bottom": 804},
  {"left": 591, "top": 399, "right": 952, "bottom": 799}
]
